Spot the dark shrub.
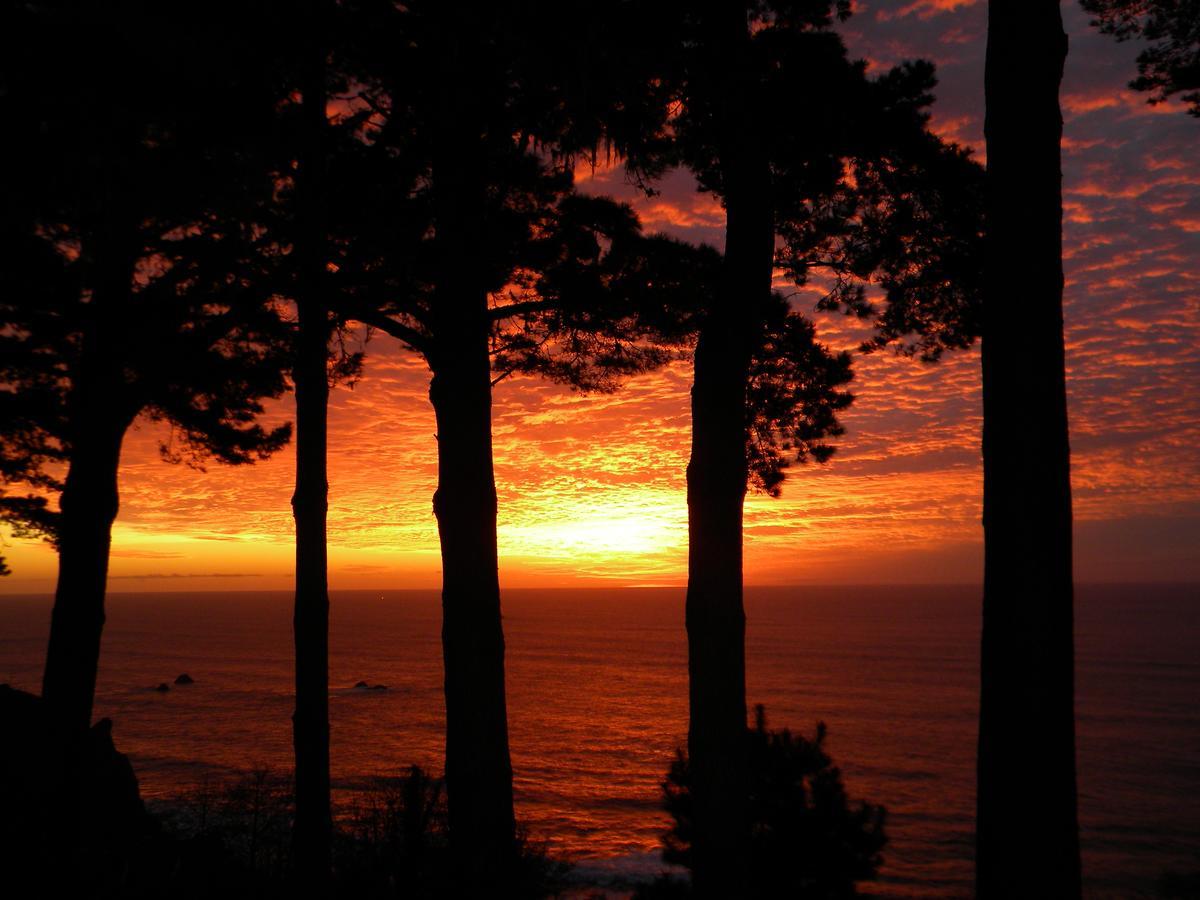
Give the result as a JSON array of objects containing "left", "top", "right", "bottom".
[{"left": 661, "top": 705, "right": 886, "bottom": 898}]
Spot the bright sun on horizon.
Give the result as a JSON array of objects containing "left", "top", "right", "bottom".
[{"left": 1, "top": 3, "right": 1198, "bottom": 596}]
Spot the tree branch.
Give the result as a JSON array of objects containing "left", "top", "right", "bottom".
[
  {"left": 488, "top": 298, "right": 554, "bottom": 322},
  {"left": 341, "top": 305, "right": 429, "bottom": 353}
]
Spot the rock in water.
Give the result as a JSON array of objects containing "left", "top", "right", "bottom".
[
  {"left": 173, "top": 673, "right": 194, "bottom": 685},
  {"left": 154, "top": 683, "right": 170, "bottom": 692}
]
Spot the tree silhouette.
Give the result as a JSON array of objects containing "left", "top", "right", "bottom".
[
  {"left": 289, "top": 0, "right": 335, "bottom": 884},
  {"left": 1082, "top": 0, "right": 1200, "bottom": 115},
  {"left": 345, "top": 195, "right": 698, "bottom": 890},
  {"left": 798, "top": 8, "right": 1072, "bottom": 894},
  {"left": 620, "top": 6, "right": 984, "bottom": 895},
  {"left": 0, "top": 226, "right": 71, "bottom": 579},
  {"left": 662, "top": 706, "right": 886, "bottom": 899},
  {"left": 323, "top": 4, "right": 696, "bottom": 889},
  {"left": 976, "top": 3, "right": 1081, "bottom": 897},
  {"left": 0, "top": 1, "right": 293, "bottom": 734},
  {"left": 279, "top": 2, "right": 431, "bottom": 878}
]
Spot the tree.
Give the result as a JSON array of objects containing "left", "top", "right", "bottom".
[
  {"left": 1082, "top": 0, "right": 1200, "bottom": 115},
  {"left": 0, "top": 1, "right": 293, "bottom": 734},
  {"left": 667, "top": 11, "right": 854, "bottom": 891},
  {"left": 628, "top": 6, "right": 984, "bottom": 895},
  {"left": 977, "top": 3, "right": 1081, "bottom": 896},
  {"left": 330, "top": 5, "right": 690, "bottom": 887},
  {"left": 0, "top": 228, "right": 71, "bottom": 579},
  {"left": 803, "top": 6, "right": 1073, "bottom": 893},
  {"left": 281, "top": 1, "right": 420, "bottom": 879},
  {"left": 346, "top": 195, "right": 695, "bottom": 890},
  {"left": 662, "top": 706, "right": 886, "bottom": 899},
  {"left": 289, "top": 0, "right": 336, "bottom": 884}
]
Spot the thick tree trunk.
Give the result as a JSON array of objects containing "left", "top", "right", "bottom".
[
  {"left": 428, "top": 64, "right": 516, "bottom": 888},
  {"left": 41, "top": 404, "right": 131, "bottom": 733},
  {"left": 429, "top": 335, "right": 516, "bottom": 887},
  {"left": 685, "top": 12, "right": 775, "bottom": 891},
  {"left": 42, "top": 232, "right": 136, "bottom": 734},
  {"left": 977, "top": 3, "right": 1081, "bottom": 898},
  {"left": 291, "top": 14, "right": 333, "bottom": 885},
  {"left": 685, "top": 331, "right": 750, "bottom": 900}
]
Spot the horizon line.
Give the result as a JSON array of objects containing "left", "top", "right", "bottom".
[{"left": 1, "top": 579, "right": 1197, "bottom": 598}]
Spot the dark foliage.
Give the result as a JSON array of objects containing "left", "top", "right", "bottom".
[
  {"left": 660, "top": 707, "right": 886, "bottom": 899},
  {"left": 325, "top": 1, "right": 714, "bottom": 388},
  {"left": 154, "top": 765, "right": 567, "bottom": 900},
  {"left": 635, "top": 2, "right": 985, "bottom": 369},
  {"left": 746, "top": 297, "right": 854, "bottom": 496},
  {"left": 488, "top": 197, "right": 705, "bottom": 392},
  {"left": 337, "top": 765, "right": 448, "bottom": 892},
  {"left": 320, "top": 4, "right": 738, "bottom": 879},
  {"left": 1082, "top": 0, "right": 1200, "bottom": 115},
  {"left": 0, "top": 0, "right": 296, "bottom": 566},
  {"left": 0, "top": 742, "right": 567, "bottom": 900},
  {"left": 631, "top": 6, "right": 981, "bottom": 895},
  {"left": 796, "top": 127, "right": 986, "bottom": 362},
  {"left": 336, "top": 766, "right": 568, "bottom": 899},
  {"left": 2, "top": 2, "right": 299, "bottom": 741}
]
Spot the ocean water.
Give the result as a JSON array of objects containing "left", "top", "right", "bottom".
[{"left": 1, "top": 584, "right": 1197, "bottom": 897}]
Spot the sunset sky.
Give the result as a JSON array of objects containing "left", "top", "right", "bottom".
[{"left": 2, "top": 0, "right": 1197, "bottom": 592}]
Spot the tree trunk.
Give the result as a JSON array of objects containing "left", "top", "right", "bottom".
[
  {"left": 428, "top": 62, "right": 516, "bottom": 888},
  {"left": 291, "top": 9, "right": 333, "bottom": 885},
  {"left": 42, "top": 229, "right": 137, "bottom": 734},
  {"left": 977, "top": 3, "right": 1081, "bottom": 897},
  {"left": 685, "top": 11, "right": 775, "bottom": 893},
  {"left": 41, "top": 404, "right": 131, "bottom": 733},
  {"left": 428, "top": 335, "right": 516, "bottom": 887}
]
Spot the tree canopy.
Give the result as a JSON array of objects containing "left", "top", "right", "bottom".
[
  {"left": 0, "top": 1, "right": 296, "bottom": 570},
  {"left": 1082, "top": 0, "right": 1200, "bottom": 115}
]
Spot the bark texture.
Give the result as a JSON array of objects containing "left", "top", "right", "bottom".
[{"left": 978, "top": 3, "right": 1081, "bottom": 897}]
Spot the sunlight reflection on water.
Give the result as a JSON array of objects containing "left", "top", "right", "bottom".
[{"left": 1, "top": 583, "right": 1196, "bottom": 897}]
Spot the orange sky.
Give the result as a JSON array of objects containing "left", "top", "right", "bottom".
[{"left": 2, "top": 1, "right": 1198, "bottom": 592}]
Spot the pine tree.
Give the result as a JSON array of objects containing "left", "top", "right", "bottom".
[
  {"left": 0, "top": 1, "right": 294, "bottom": 733},
  {"left": 607, "top": 5, "right": 986, "bottom": 894},
  {"left": 1082, "top": 0, "right": 1200, "bottom": 115},
  {"left": 332, "top": 4, "right": 690, "bottom": 886}
]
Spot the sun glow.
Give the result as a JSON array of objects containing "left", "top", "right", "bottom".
[
  {"left": 503, "top": 512, "right": 683, "bottom": 559},
  {"left": 4, "top": 9, "right": 1200, "bottom": 594}
]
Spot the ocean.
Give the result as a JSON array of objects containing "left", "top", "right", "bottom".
[{"left": 1, "top": 584, "right": 1196, "bottom": 897}]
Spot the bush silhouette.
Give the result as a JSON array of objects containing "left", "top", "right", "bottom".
[
  {"left": 157, "top": 764, "right": 566, "bottom": 898},
  {"left": 338, "top": 764, "right": 448, "bottom": 895},
  {"left": 337, "top": 764, "right": 567, "bottom": 899},
  {"left": 660, "top": 706, "right": 886, "bottom": 898}
]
